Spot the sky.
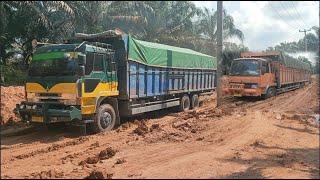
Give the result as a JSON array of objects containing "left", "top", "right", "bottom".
[{"left": 192, "top": 1, "right": 319, "bottom": 51}]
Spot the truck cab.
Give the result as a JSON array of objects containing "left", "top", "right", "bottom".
[
  {"left": 16, "top": 41, "right": 120, "bottom": 132},
  {"left": 223, "top": 57, "right": 276, "bottom": 98}
]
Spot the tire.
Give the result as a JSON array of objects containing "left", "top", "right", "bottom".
[
  {"left": 191, "top": 94, "right": 199, "bottom": 109},
  {"left": 91, "top": 104, "right": 117, "bottom": 133},
  {"left": 263, "top": 87, "right": 276, "bottom": 99},
  {"left": 179, "top": 95, "right": 190, "bottom": 112}
]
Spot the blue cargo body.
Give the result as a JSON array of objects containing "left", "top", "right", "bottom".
[
  {"left": 117, "top": 58, "right": 216, "bottom": 116},
  {"left": 125, "top": 60, "right": 215, "bottom": 99}
]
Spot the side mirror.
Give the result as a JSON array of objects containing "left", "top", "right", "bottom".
[
  {"left": 77, "top": 66, "right": 85, "bottom": 76},
  {"left": 78, "top": 54, "right": 86, "bottom": 65}
]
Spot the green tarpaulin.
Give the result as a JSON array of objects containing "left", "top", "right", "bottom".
[{"left": 127, "top": 36, "right": 216, "bottom": 70}]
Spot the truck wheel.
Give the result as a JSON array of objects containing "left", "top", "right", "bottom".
[
  {"left": 191, "top": 94, "right": 199, "bottom": 109},
  {"left": 91, "top": 104, "right": 116, "bottom": 133},
  {"left": 180, "top": 95, "right": 190, "bottom": 112},
  {"left": 263, "top": 87, "right": 276, "bottom": 99}
]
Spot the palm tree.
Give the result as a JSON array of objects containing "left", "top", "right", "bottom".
[
  {"left": 196, "top": 8, "right": 244, "bottom": 43},
  {"left": 1, "top": 1, "right": 75, "bottom": 64},
  {"left": 66, "top": 1, "right": 110, "bottom": 34},
  {"left": 105, "top": 1, "right": 201, "bottom": 44}
]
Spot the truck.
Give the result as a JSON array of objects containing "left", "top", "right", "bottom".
[
  {"left": 15, "top": 29, "right": 217, "bottom": 133},
  {"left": 223, "top": 51, "right": 312, "bottom": 99}
]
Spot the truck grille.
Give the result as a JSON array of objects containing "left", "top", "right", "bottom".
[
  {"left": 40, "top": 99, "right": 59, "bottom": 102},
  {"left": 38, "top": 93, "right": 61, "bottom": 97},
  {"left": 229, "top": 84, "right": 243, "bottom": 89}
]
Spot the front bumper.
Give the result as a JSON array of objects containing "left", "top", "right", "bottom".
[
  {"left": 15, "top": 101, "right": 82, "bottom": 124},
  {"left": 223, "top": 88, "right": 262, "bottom": 97}
]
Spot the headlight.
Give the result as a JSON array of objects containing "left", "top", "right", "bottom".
[
  {"left": 244, "top": 83, "right": 258, "bottom": 89},
  {"left": 32, "top": 105, "right": 37, "bottom": 109},
  {"left": 20, "top": 105, "right": 25, "bottom": 109},
  {"left": 27, "top": 92, "right": 36, "bottom": 98},
  {"left": 64, "top": 53, "right": 71, "bottom": 59}
]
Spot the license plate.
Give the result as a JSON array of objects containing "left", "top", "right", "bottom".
[
  {"left": 234, "top": 93, "right": 242, "bottom": 97},
  {"left": 32, "top": 116, "right": 43, "bottom": 122}
]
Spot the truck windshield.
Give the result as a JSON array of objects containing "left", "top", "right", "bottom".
[
  {"left": 229, "top": 59, "right": 260, "bottom": 76},
  {"left": 28, "top": 58, "right": 78, "bottom": 77}
]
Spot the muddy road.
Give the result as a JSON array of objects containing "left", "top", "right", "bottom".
[{"left": 1, "top": 77, "right": 319, "bottom": 179}]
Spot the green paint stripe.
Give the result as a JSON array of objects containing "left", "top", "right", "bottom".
[{"left": 33, "top": 52, "right": 70, "bottom": 61}]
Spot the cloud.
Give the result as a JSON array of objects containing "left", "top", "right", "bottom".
[{"left": 192, "top": 1, "right": 319, "bottom": 51}]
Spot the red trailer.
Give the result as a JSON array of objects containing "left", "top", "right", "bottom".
[
  {"left": 270, "top": 52, "right": 311, "bottom": 93},
  {"left": 223, "top": 51, "right": 312, "bottom": 98}
]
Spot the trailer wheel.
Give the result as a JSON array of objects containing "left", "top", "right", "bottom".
[
  {"left": 91, "top": 104, "right": 116, "bottom": 133},
  {"left": 191, "top": 94, "right": 199, "bottom": 109},
  {"left": 180, "top": 95, "right": 190, "bottom": 112}
]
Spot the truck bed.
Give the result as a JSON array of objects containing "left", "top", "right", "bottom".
[{"left": 119, "top": 60, "right": 216, "bottom": 99}]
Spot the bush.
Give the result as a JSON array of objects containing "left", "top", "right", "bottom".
[{"left": 0, "top": 65, "right": 27, "bottom": 86}]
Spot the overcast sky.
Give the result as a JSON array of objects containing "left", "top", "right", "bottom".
[{"left": 192, "top": 1, "right": 319, "bottom": 51}]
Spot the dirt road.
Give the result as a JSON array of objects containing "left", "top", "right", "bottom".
[{"left": 1, "top": 77, "right": 319, "bottom": 179}]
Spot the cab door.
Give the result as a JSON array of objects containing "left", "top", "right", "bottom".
[
  {"left": 260, "top": 61, "right": 275, "bottom": 90},
  {"left": 83, "top": 52, "right": 107, "bottom": 94},
  {"left": 105, "top": 52, "right": 117, "bottom": 92}
]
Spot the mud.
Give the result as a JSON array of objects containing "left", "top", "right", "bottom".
[
  {"left": 0, "top": 86, "right": 24, "bottom": 125},
  {"left": 1, "top": 75, "right": 319, "bottom": 179}
]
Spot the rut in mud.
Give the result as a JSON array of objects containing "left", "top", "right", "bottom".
[{"left": 1, "top": 76, "right": 319, "bottom": 179}]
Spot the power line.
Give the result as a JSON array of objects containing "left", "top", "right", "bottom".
[
  {"left": 278, "top": 1, "right": 304, "bottom": 29},
  {"left": 252, "top": 1, "right": 303, "bottom": 35},
  {"left": 268, "top": 2, "right": 311, "bottom": 44},
  {"left": 267, "top": 2, "right": 298, "bottom": 31},
  {"left": 252, "top": 2, "right": 304, "bottom": 40},
  {"left": 251, "top": 2, "right": 304, "bottom": 47},
  {"left": 288, "top": 1, "right": 308, "bottom": 27}
]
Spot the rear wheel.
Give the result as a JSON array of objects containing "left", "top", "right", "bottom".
[
  {"left": 179, "top": 95, "right": 190, "bottom": 112},
  {"left": 191, "top": 94, "right": 199, "bottom": 109},
  {"left": 91, "top": 104, "right": 116, "bottom": 133}
]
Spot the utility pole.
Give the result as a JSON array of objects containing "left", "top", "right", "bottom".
[
  {"left": 216, "top": 1, "right": 223, "bottom": 107},
  {"left": 299, "top": 28, "right": 311, "bottom": 52}
]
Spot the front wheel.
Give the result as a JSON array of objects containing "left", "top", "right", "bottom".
[
  {"left": 91, "top": 104, "right": 117, "bottom": 133},
  {"left": 263, "top": 87, "right": 276, "bottom": 99}
]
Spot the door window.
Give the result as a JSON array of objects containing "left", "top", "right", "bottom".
[{"left": 93, "top": 54, "right": 104, "bottom": 71}]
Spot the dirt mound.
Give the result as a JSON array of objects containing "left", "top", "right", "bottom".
[
  {"left": 0, "top": 86, "right": 24, "bottom": 125},
  {"left": 84, "top": 156, "right": 100, "bottom": 164},
  {"left": 150, "top": 123, "right": 161, "bottom": 132},
  {"left": 79, "top": 147, "right": 117, "bottom": 165},
  {"left": 132, "top": 120, "right": 149, "bottom": 136},
  {"left": 31, "top": 170, "right": 64, "bottom": 179},
  {"left": 99, "top": 147, "right": 117, "bottom": 160},
  {"left": 115, "top": 158, "right": 126, "bottom": 165},
  {"left": 283, "top": 113, "right": 320, "bottom": 127},
  {"left": 85, "top": 170, "right": 113, "bottom": 179}
]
